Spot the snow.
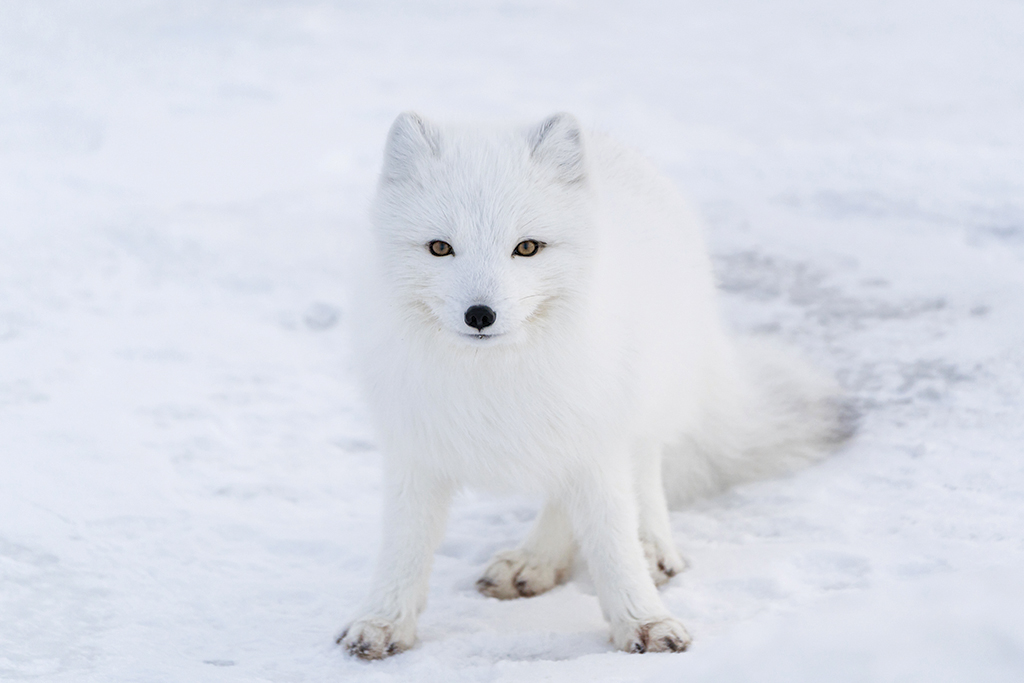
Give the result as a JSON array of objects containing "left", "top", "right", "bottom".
[{"left": 1, "top": 0, "right": 1023, "bottom": 680}]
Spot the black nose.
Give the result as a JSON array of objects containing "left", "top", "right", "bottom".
[{"left": 464, "top": 305, "right": 496, "bottom": 331}]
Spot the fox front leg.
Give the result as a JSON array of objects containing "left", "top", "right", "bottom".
[
  {"left": 338, "top": 467, "right": 453, "bottom": 660},
  {"left": 565, "top": 463, "right": 692, "bottom": 654}
]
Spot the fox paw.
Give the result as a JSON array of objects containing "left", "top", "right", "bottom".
[
  {"left": 613, "top": 616, "right": 692, "bottom": 654},
  {"left": 476, "top": 549, "right": 566, "bottom": 599},
  {"left": 642, "top": 538, "right": 688, "bottom": 586},
  {"left": 337, "top": 616, "right": 414, "bottom": 660}
]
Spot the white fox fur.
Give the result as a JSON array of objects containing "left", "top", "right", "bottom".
[{"left": 339, "top": 112, "right": 850, "bottom": 659}]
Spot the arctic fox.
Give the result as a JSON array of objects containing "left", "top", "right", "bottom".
[{"left": 339, "top": 112, "right": 850, "bottom": 659}]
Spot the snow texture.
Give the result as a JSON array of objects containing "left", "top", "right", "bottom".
[{"left": 1, "top": 1, "right": 1022, "bottom": 681}]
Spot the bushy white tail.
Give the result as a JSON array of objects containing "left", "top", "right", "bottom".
[{"left": 662, "top": 338, "right": 856, "bottom": 508}]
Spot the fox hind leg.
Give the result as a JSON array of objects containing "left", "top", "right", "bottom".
[
  {"left": 477, "top": 499, "right": 576, "bottom": 599},
  {"left": 634, "top": 441, "right": 688, "bottom": 586}
]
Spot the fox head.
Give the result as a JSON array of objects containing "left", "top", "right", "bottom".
[{"left": 370, "top": 112, "right": 594, "bottom": 347}]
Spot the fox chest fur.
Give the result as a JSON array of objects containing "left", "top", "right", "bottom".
[{"left": 357, "top": 309, "right": 638, "bottom": 491}]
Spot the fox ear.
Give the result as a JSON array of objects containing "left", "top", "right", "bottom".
[
  {"left": 529, "top": 113, "right": 585, "bottom": 184},
  {"left": 381, "top": 111, "right": 441, "bottom": 183}
]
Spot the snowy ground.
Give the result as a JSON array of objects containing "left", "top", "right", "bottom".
[{"left": 2, "top": 1, "right": 1023, "bottom": 681}]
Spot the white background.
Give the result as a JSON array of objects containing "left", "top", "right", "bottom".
[{"left": 1, "top": 1, "right": 1022, "bottom": 681}]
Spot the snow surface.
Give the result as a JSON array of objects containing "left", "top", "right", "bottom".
[{"left": 2, "top": 1, "right": 1023, "bottom": 681}]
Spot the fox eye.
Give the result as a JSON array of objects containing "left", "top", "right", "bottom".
[
  {"left": 428, "top": 240, "right": 454, "bottom": 257},
  {"left": 513, "top": 240, "right": 545, "bottom": 257}
]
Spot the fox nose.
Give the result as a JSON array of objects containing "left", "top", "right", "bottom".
[{"left": 464, "top": 305, "right": 496, "bottom": 331}]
